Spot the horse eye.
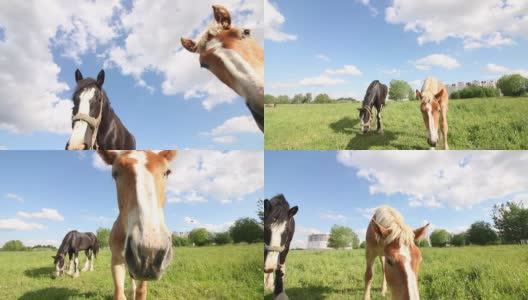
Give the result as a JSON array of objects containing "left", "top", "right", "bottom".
[
  {"left": 164, "top": 169, "right": 172, "bottom": 178},
  {"left": 243, "top": 29, "right": 250, "bottom": 36},
  {"left": 386, "top": 257, "right": 394, "bottom": 266}
]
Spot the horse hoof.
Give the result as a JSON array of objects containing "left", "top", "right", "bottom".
[{"left": 275, "top": 293, "right": 289, "bottom": 300}]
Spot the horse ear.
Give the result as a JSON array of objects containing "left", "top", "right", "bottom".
[
  {"left": 434, "top": 89, "right": 444, "bottom": 99},
  {"left": 416, "top": 90, "right": 422, "bottom": 99},
  {"left": 414, "top": 223, "right": 430, "bottom": 241},
  {"left": 288, "top": 206, "right": 298, "bottom": 218},
  {"left": 264, "top": 199, "right": 270, "bottom": 212},
  {"left": 159, "top": 150, "right": 177, "bottom": 162},
  {"left": 212, "top": 5, "right": 231, "bottom": 29},
  {"left": 181, "top": 38, "right": 197, "bottom": 53},
  {"left": 75, "top": 69, "right": 83, "bottom": 83},
  {"left": 372, "top": 219, "right": 392, "bottom": 239},
  {"left": 96, "top": 70, "right": 105, "bottom": 87},
  {"left": 98, "top": 150, "right": 118, "bottom": 165}
]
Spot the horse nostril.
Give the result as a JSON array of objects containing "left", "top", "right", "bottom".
[{"left": 82, "top": 143, "right": 88, "bottom": 150}]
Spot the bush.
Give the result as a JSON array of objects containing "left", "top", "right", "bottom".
[
  {"left": 2, "top": 240, "right": 27, "bottom": 251},
  {"left": 230, "top": 218, "right": 263, "bottom": 244},
  {"left": 328, "top": 225, "right": 359, "bottom": 249},
  {"left": 497, "top": 74, "right": 528, "bottom": 96},
  {"left": 417, "top": 239, "right": 430, "bottom": 247},
  {"left": 213, "top": 232, "right": 233, "bottom": 245},
  {"left": 96, "top": 227, "right": 111, "bottom": 248},
  {"left": 389, "top": 80, "right": 413, "bottom": 101},
  {"left": 359, "top": 241, "right": 366, "bottom": 249},
  {"left": 451, "top": 86, "right": 500, "bottom": 99},
  {"left": 172, "top": 235, "right": 191, "bottom": 247},
  {"left": 451, "top": 233, "right": 467, "bottom": 246},
  {"left": 188, "top": 228, "right": 212, "bottom": 246},
  {"left": 430, "top": 229, "right": 451, "bottom": 247},
  {"left": 467, "top": 221, "right": 498, "bottom": 245}
]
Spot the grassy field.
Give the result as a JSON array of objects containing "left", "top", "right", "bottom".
[
  {"left": 264, "top": 97, "right": 528, "bottom": 150},
  {"left": 0, "top": 244, "right": 261, "bottom": 300},
  {"left": 264, "top": 245, "right": 528, "bottom": 300}
]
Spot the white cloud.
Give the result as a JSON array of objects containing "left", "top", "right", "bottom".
[
  {"left": 0, "top": 146, "right": 7, "bottom": 150},
  {"left": 382, "top": 69, "right": 401, "bottom": 76},
  {"left": 17, "top": 208, "right": 64, "bottom": 221},
  {"left": 325, "top": 65, "right": 363, "bottom": 76},
  {"left": 25, "top": 239, "right": 60, "bottom": 247},
  {"left": 321, "top": 212, "right": 349, "bottom": 222},
  {"left": 201, "top": 221, "right": 235, "bottom": 233},
  {"left": 413, "top": 54, "right": 460, "bottom": 71},
  {"left": 291, "top": 225, "right": 323, "bottom": 249},
  {"left": 299, "top": 76, "right": 347, "bottom": 87},
  {"left": 0, "top": 218, "right": 45, "bottom": 231},
  {"left": 5, "top": 193, "right": 23, "bottom": 203},
  {"left": 264, "top": 0, "right": 297, "bottom": 42},
  {"left": 0, "top": 0, "right": 121, "bottom": 134},
  {"left": 91, "top": 152, "right": 113, "bottom": 171},
  {"left": 337, "top": 151, "right": 528, "bottom": 209},
  {"left": 203, "top": 115, "right": 261, "bottom": 144},
  {"left": 168, "top": 150, "right": 264, "bottom": 204},
  {"left": 511, "top": 193, "right": 528, "bottom": 207},
  {"left": 385, "top": 0, "right": 528, "bottom": 48},
  {"left": 357, "top": 207, "right": 377, "bottom": 219},
  {"left": 355, "top": 0, "right": 378, "bottom": 16},
  {"left": 213, "top": 136, "right": 237, "bottom": 144},
  {"left": 316, "top": 54, "right": 331, "bottom": 62},
  {"left": 184, "top": 216, "right": 200, "bottom": 224},
  {"left": 485, "top": 63, "right": 528, "bottom": 77},
  {"left": 409, "top": 80, "right": 423, "bottom": 91}
]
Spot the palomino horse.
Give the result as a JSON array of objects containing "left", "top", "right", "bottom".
[
  {"left": 264, "top": 194, "right": 298, "bottom": 300},
  {"left": 52, "top": 230, "right": 99, "bottom": 278},
  {"left": 364, "top": 206, "right": 429, "bottom": 300},
  {"left": 99, "top": 150, "right": 176, "bottom": 300},
  {"left": 416, "top": 77, "right": 449, "bottom": 149},
  {"left": 66, "top": 69, "right": 136, "bottom": 150},
  {"left": 181, "top": 5, "right": 264, "bottom": 132},
  {"left": 358, "top": 80, "right": 388, "bottom": 134}
]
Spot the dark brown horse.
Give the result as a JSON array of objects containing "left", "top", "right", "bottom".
[
  {"left": 52, "top": 230, "right": 99, "bottom": 278},
  {"left": 358, "top": 80, "right": 388, "bottom": 134}
]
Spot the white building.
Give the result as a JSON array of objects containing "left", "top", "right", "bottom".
[
  {"left": 173, "top": 231, "right": 190, "bottom": 238},
  {"left": 307, "top": 233, "right": 330, "bottom": 250},
  {"left": 446, "top": 79, "right": 498, "bottom": 94}
]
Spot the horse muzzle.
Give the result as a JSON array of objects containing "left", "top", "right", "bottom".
[{"left": 125, "top": 235, "right": 173, "bottom": 281}]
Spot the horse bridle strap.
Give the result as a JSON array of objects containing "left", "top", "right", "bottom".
[
  {"left": 71, "top": 96, "right": 104, "bottom": 150},
  {"left": 265, "top": 244, "right": 285, "bottom": 252}
]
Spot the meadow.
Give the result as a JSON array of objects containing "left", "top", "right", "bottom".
[
  {"left": 264, "top": 97, "right": 528, "bottom": 150},
  {"left": 0, "top": 244, "right": 261, "bottom": 300},
  {"left": 264, "top": 245, "right": 528, "bottom": 300}
]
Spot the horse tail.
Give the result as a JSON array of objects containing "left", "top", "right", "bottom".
[{"left": 93, "top": 236, "right": 100, "bottom": 259}]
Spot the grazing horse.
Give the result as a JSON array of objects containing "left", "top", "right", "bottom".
[
  {"left": 52, "top": 230, "right": 99, "bottom": 278},
  {"left": 358, "top": 80, "right": 388, "bottom": 134},
  {"left": 99, "top": 150, "right": 176, "bottom": 300},
  {"left": 416, "top": 77, "right": 449, "bottom": 149},
  {"left": 66, "top": 69, "right": 136, "bottom": 150},
  {"left": 264, "top": 194, "right": 298, "bottom": 300},
  {"left": 364, "top": 206, "right": 429, "bottom": 300},
  {"left": 181, "top": 5, "right": 264, "bottom": 132}
]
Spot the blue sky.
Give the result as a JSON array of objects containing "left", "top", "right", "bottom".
[
  {"left": 0, "top": 150, "right": 264, "bottom": 247},
  {"left": 265, "top": 150, "right": 528, "bottom": 248},
  {"left": 0, "top": 0, "right": 263, "bottom": 150},
  {"left": 265, "top": 0, "right": 528, "bottom": 99}
]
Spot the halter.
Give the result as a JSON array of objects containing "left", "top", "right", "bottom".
[
  {"left": 71, "top": 92, "right": 104, "bottom": 150},
  {"left": 265, "top": 244, "right": 285, "bottom": 253}
]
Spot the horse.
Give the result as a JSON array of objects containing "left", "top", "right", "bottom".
[
  {"left": 181, "top": 5, "right": 264, "bottom": 132},
  {"left": 66, "top": 69, "right": 136, "bottom": 150},
  {"left": 52, "top": 230, "right": 99, "bottom": 278},
  {"left": 364, "top": 206, "right": 429, "bottom": 300},
  {"left": 416, "top": 77, "right": 449, "bottom": 150},
  {"left": 358, "top": 80, "right": 388, "bottom": 134},
  {"left": 98, "top": 150, "right": 176, "bottom": 300},
  {"left": 264, "top": 194, "right": 298, "bottom": 300}
]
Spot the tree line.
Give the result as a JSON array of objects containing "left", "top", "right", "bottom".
[{"left": 265, "top": 93, "right": 357, "bottom": 104}]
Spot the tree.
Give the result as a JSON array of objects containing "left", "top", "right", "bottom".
[
  {"left": 429, "top": 229, "right": 451, "bottom": 247},
  {"left": 189, "top": 228, "right": 212, "bottom": 246},
  {"left": 256, "top": 199, "right": 264, "bottom": 225},
  {"left": 2, "top": 240, "right": 26, "bottom": 251},
  {"left": 96, "top": 227, "right": 111, "bottom": 248},
  {"left": 292, "top": 94, "right": 304, "bottom": 104},
  {"left": 359, "top": 241, "right": 366, "bottom": 249},
  {"left": 492, "top": 201, "right": 528, "bottom": 244},
  {"left": 389, "top": 80, "right": 413, "bottom": 101},
  {"left": 314, "top": 93, "right": 331, "bottom": 103},
  {"left": 264, "top": 94, "right": 277, "bottom": 104},
  {"left": 229, "top": 217, "right": 263, "bottom": 244},
  {"left": 466, "top": 221, "right": 498, "bottom": 245},
  {"left": 497, "top": 74, "right": 528, "bottom": 96},
  {"left": 417, "top": 239, "right": 430, "bottom": 247},
  {"left": 304, "top": 93, "right": 313, "bottom": 104},
  {"left": 328, "top": 225, "right": 357, "bottom": 249},
  {"left": 172, "top": 235, "right": 191, "bottom": 247},
  {"left": 451, "top": 233, "right": 467, "bottom": 247},
  {"left": 213, "top": 232, "right": 233, "bottom": 245}
]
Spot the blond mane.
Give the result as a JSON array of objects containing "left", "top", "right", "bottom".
[
  {"left": 420, "top": 77, "right": 440, "bottom": 103},
  {"left": 373, "top": 205, "right": 414, "bottom": 246}
]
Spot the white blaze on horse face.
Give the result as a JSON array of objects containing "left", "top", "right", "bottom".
[
  {"left": 206, "top": 38, "right": 263, "bottom": 101},
  {"left": 264, "top": 221, "right": 286, "bottom": 271},
  {"left": 426, "top": 103, "right": 438, "bottom": 144},
  {"left": 399, "top": 245, "right": 420, "bottom": 300},
  {"left": 69, "top": 88, "right": 96, "bottom": 147}
]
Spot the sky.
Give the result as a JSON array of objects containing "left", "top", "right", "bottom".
[
  {"left": 265, "top": 0, "right": 528, "bottom": 100},
  {"left": 0, "top": 150, "right": 264, "bottom": 247},
  {"left": 265, "top": 150, "right": 528, "bottom": 248},
  {"left": 0, "top": 0, "right": 264, "bottom": 150}
]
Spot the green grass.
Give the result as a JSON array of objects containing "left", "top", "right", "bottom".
[
  {"left": 264, "top": 97, "right": 528, "bottom": 149},
  {"left": 0, "top": 244, "right": 261, "bottom": 300},
  {"left": 264, "top": 245, "right": 528, "bottom": 300}
]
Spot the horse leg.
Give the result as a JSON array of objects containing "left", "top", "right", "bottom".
[
  {"left": 376, "top": 105, "right": 384, "bottom": 134},
  {"left": 73, "top": 252, "right": 80, "bottom": 278},
  {"left": 274, "top": 264, "right": 288, "bottom": 300},
  {"left": 130, "top": 279, "right": 137, "bottom": 300},
  {"left": 112, "top": 254, "right": 127, "bottom": 300},
  {"left": 380, "top": 256, "right": 387, "bottom": 296},
  {"left": 441, "top": 106, "right": 449, "bottom": 150},
  {"left": 135, "top": 280, "right": 148, "bottom": 300},
  {"left": 81, "top": 250, "right": 90, "bottom": 272},
  {"left": 265, "top": 272, "right": 275, "bottom": 291},
  {"left": 90, "top": 251, "right": 94, "bottom": 271},
  {"left": 363, "top": 251, "right": 376, "bottom": 300},
  {"left": 67, "top": 252, "right": 74, "bottom": 275}
]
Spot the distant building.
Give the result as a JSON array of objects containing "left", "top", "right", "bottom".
[
  {"left": 446, "top": 79, "right": 498, "bottom": 94},
  {"left": 173, "top": 231, "right": 190, "bottom": 238},
  {"left": 307, "top": 233, "right": 330, "bottom": 250}
]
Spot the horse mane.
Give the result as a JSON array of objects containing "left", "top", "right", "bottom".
[
  {"left": 72, "top": 79, "right": 110, "bottom": 104},
  {"left": 57, "top": 230, "right": 77, "bottom": 255},
  {"left": 420, "top": 77, "right": 440, "bottom": 103},
  {"left": 195, "top": 21, "right": 225, "bottom": 51},
  {"left": 373, "top": 206, "right": 414, "bottom": 246},
  {"left": 268, "top": 194, "right": 290, "bottom": 221},
  {"left": 362, "top": 80, "right": 381, "bottom": 106}
]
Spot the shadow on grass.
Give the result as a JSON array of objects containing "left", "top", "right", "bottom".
[
  {"left": 345, "top": 130, "right": 398, "bottom": 150},
  {"left": 23, "top": 266, "right": 55, "bottom": 279},
  {"left": 18, "top": 287, "right": 102, "bottom": 300},
  {"left": 265, "top": 285, "right": 372, "bottom": 299},
  {"left": 329, "top": 117, "right": 360, "bottom": 135}
]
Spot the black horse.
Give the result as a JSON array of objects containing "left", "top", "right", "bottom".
[
  {"left": 52, "top": 230, "right": 99, "bottom": 278},
  {"left": 358, "top": 80, "right": 388, "bottom": 134},
  {"left": 264, "top": 194, "right": 298, "bottom": 299},
  {"left": 66, "top": 69, "right": 136, "bottom": 150}
]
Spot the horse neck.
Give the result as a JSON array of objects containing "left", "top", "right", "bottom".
[{"left": 97, "top": 101, "right": 120, "bottom": 139}]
